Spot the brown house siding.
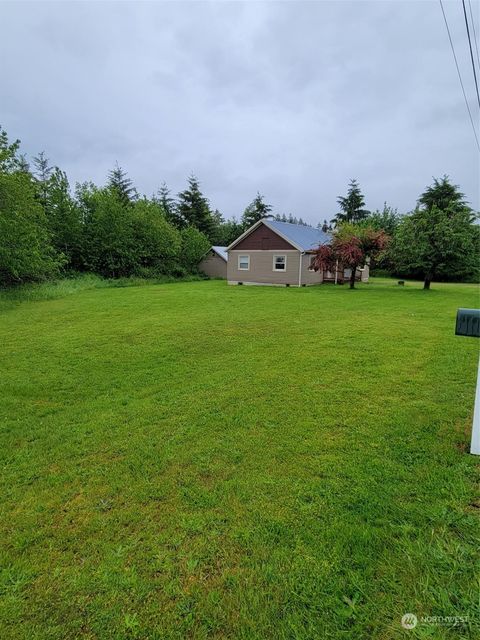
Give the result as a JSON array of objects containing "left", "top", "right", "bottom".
[
  {"left": 233, "top": 223, "right": 296, "bottom": 251},
  {"left": 199, "top": 251, "right": 227, "bottom": 278}
]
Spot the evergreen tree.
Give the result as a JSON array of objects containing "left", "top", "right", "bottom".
[
  {"left": 17, "top": 154, "right": 30, "bottom": 173},
  {"left": 332, "top": 179, "right": 369, "bottom": 225},
  {"left": 45, "top": 168, "right": 83, "bottom": 269},
  {"left": 156, "top": 182, "right": 182, "bottom": 228},
  {"left": 107, "top": 162, "right": 137, "bottom": 203},
  {"left": 211, "top": 209, "right": 224, "bottom": 227},
  {"left": 210, "top": 209, "right": 230, "bottom": 245},
  {"left": 212, "top": 217, "right": 244, "bottom": 246},
  {"left": 33, "top": 151, "right": 53, "bottom": 206},
  {"left": 418, "top": 175, "right": 466, "bottom": 212},
  {"left": 242, "top": 192, "right": 272, "bottom": 228},
  {"left": 177, "top": 174, "right": 214, "bottom": 239}
]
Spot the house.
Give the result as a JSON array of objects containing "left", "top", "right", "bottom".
[
  {"left": 199, "top": 245, "right": 228, "bottom": 279},
  {"left": 226, "top": 218, "right": 369, "bottom": 286}
]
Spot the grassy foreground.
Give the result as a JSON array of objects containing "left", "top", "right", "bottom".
[{"left": 0, "top": 277, "right": 479, "bottom": 639}]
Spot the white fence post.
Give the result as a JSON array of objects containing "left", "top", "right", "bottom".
[{"left": 471, "top": 357, "right": 480, "bottom": 455}]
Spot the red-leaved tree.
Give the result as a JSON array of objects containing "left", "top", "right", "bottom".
[{"left": 311, "top": 224, "right": 389, "bottom": 289}]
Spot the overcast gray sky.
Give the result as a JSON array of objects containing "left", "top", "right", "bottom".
[{"left": 2, "top": 0, "right": 479, "bottom": 224}]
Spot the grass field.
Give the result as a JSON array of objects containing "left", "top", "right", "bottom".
[{"left": 0, "top": 277, "right": 479, "bottom": 639}]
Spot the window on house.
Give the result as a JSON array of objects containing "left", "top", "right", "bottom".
[
  {"left": 238, "top": 255, "right": 250, "bottom": 270},
  {"left": 273, "top": 255, "right": 286, "bottom": 271},
  {"left": 308, "top": 256, "right": 316, "bottom": 271}
]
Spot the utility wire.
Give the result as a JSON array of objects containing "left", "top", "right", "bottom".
[
  {"left": 462, "top": 0, "right": 480, "bottom": 110},
  {"left": 439, "top": 0, "right": 480, "bottom": 151},
  {"left": 467, "top": 0, "right": 480, "bottom": 74}
]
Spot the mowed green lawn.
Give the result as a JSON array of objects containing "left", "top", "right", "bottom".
[{"left": 0, "top": 278, "right": 479, "bottom": 640}]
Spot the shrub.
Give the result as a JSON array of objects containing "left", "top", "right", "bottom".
[
  {"left": 180, "top": 226, "right": 210, "bottom": 272},
  {"left": 0, "top": 171, "right": 63, "bottom": 285}
]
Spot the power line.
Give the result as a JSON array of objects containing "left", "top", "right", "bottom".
[
  {"left": 439, "top": 0, "right": 480, "bottom": 152},
  {"left": 467, "top": 0, "right": 480, "bottom": 75},
  {"left": 462, "top": 0, "right": 480, "bottom": 110}
]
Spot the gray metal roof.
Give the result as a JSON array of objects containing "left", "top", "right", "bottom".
[
  {"left": 211, "top": 246, "right": 228, "bottom": 261},
  {"left": 266, "top": 219, "right": 332, "bottom": 251}
]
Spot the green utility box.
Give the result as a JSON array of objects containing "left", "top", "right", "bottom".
[{"left": 455, "top": 308, "right": 480, "bottom": 338}]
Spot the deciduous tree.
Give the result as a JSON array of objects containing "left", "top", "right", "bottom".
[
  {"left": 391, "top": 206, "right": 478, "bottom": 288},
  {"left": 390, "top": 177, "right": 478, "bottom": 288},
  {"left": 0, "top": 171, "right": 62, "bottom": 284},
  {"left": 367, "top": 203, "right": 400, "bottom": 236},
  {"left": 0, "top": 131, "right": 61, "bottom": 284},
  {"left": 0, "top": 128, "right": 21, "bottom": 173},
  {"left": 82, "top": 188, "right": 136, "bottom": 277},
  {"left": 311, "top": 224, "right": 389, "bottom": 289},
  {"left": 180, "top": 226, "right": 210, "bottom": 272},
  {"left": 131, "top": 199, "right": 181, "bottom": 274}
]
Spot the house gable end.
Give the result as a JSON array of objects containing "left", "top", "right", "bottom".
[{"left": 232, "top": 222, "right": 297, "bottom": 251}]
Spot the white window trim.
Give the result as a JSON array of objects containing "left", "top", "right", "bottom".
[
  {"left": 273, "top": 255, "right": 287, "bottom": 272},
  {"left": 238, "top": 254, "right": 250, "bottom": 271},
  {"left": 308, "top": 256, "right": 315, "bottom": 271}
]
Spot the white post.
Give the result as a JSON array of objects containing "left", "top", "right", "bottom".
[
  {"left": 298, "top": 252, "right": 303, "bottom": 287},
  {"left": 334, "top": 259, "right": 338, "bottom": 285},
  {"left": 471, "top": 356, "right": 480, "bottom": 455}
]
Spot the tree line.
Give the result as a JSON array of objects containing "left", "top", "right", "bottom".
[
  {"left": 0, "top": 127, "right": 279, "bottom": 286},
  {"left": 0, "top": 125, "right": 478, "bottom": 288},
  {"left": 322, "top": 177, "right": 479, "bottom": 288}
]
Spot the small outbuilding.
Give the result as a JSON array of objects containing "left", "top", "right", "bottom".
[{"left": 199, "top": 246, "right": 228, "bottom": 279}]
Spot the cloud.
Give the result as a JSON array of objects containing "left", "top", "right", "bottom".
[{"left": 1, "top": 0, "right": 478, "bottom": 221}]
